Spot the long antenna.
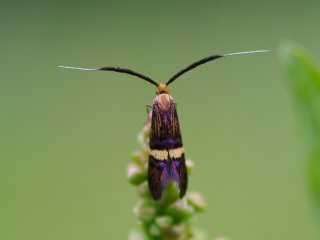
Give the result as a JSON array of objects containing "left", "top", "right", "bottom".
[
  {"left": 166, "top": 50, "right": 270, "bottom": 85},
  {"left": 59, "top": 65, "right": 158, "bottom": 87}
]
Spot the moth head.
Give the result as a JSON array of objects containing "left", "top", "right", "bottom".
[{"left": 156, "top": 83, "right": 169, "bottom": 95}]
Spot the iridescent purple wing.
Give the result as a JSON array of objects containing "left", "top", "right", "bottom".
[{"left": 148, "top": 94, "right": 187, "bottom": 200}]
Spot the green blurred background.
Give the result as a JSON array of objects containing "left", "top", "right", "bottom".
[{"left": 1, "top": 0, "right": 320, "bottom": 239}]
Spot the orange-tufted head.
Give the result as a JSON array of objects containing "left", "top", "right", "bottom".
[{"left": 156, "top": 83, "right": 169, "bottom": 95}]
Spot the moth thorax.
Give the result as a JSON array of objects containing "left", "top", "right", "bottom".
[
  {"left": 156, "top": 83, "right": 169, "bottom": 95},
  {"left": 154, "top": 93, "right": 173, "bottom": 110}
]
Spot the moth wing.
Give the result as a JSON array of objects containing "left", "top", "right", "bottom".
[
  {"left": 148, "top": 156, "right": 170, "bottom": 200},
  {"left": 171, "top": 155, "right": 188, "bottom": 198}
]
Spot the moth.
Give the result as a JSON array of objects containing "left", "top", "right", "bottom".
[{"left": 59, "top": 50, "right": 269, "bottom": 200}]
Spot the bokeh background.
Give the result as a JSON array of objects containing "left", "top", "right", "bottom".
[{"left": 1, "top": 1, "right": 320, "bottom": 239}]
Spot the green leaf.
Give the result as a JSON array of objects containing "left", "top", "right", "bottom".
[{"left": 279, "top": 42, "right": 320, "bottom": 224}]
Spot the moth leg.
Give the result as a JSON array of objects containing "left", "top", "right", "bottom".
[{"left": 146, "top": 105, "right": 153, "bottom": 114}]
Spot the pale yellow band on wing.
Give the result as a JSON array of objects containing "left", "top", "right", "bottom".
[
  {"left": 169, "top": 147, "right": 184, "bottom": 159},
  {"left": 149, "top": 149, "right": 168, "bottom": 161},
  {"left": 149, "top": 147, "right": 184, "bottom": 161}
]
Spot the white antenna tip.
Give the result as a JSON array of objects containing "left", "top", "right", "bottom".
[
  {"left": 223, "top": 50, "right": 271, "bottom": 57},
  {"left": 58, "top": 65, "right": 98, "bottom": 71}
]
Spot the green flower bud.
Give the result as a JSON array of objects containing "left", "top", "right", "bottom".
[
  {"left": 137, "top": 122, "right": 151, "bottom": 145},
  {"left": 131, "top": 150, "right": 148, "bottom": 165},
  {"left": 170, "top": 224, "right": 187, "bottom": 238},
  {"left": 149, "top": 224, "right": 161, "bottom": 237},
  {"left": 127, "top": 163, "right": 147, "bottom": 185},
  {"left": 133, "top": 200, "right": 156, "bottom": 222},
  {"left": 186, "top": 159, "right": 194, "bottom": 174},
  {"left": 128, "top": 227, "right": 146, "bottom": 240},
  {"left": 166, "top": 198, "right": 194, "bottom": 220},
  {"left": 155, "top": 216, "right": 173, "bottom": 229},
  {"left": 214, "top": 237, "right": 229, "bottom": 240},
  {"left": 187, "top": 192, "right": 206, "bottom": 212},
  {"left": 137, "top": 182, "right": 151, "bottom": 198}
]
